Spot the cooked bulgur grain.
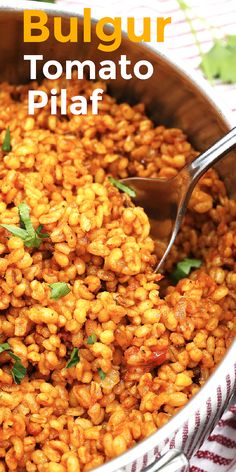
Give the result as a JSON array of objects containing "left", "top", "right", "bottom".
[{"left": 0, "top": 76, "right": 235, "bottom": 472}]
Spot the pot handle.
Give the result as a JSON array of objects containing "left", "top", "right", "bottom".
[{"left": 141, "top": 449, "right": 189, "bottom": 472}]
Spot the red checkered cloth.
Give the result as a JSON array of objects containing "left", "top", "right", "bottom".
[{"left": 190, "top": 405, "right": 236, "bottom": 471}]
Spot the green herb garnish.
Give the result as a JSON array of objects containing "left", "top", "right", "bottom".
[
  {"left": 201, "top": 36, "right": 236, "bottom": 83},
  {"left": 1, "top": 202, "right": 48, "bottom": 248},
  {"left": 170, "top": 258, "right": 202, "bottom": 284},
  {"left": 98, "top": 368, "right": 106, "bottom": 380},
  {"left": 87, "top": 333, "right": 97, "bottom": 345},
  {"left": 108, "top": 176, "right": 136, "bottom": 198},
  {"left": 177, "top": 0, "right": 236, "bottom": 84},
  {"left": 0, "top": 343, "right": 11, "bottom": 354},
  {"left": 10, "top": 354, "right": 27, "bottom": 385},
  {"left": 0, "top": 342, "right": 26, "bottom": 384},
  {"left": 66, "top": 348, "right": 80, "bottom": 368},
  {"left": 2, "top": 127, "right": 12, "bottom": 152},
  {"left": 35, "top": 224, "right": 49, "bottom": 239},
  {"left": 49, "top": 282, "right": 71, "bottom": 300}
]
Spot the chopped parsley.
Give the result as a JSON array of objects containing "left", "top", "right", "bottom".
[
  {"left": 1, "top": 202, "right": 48, "bottom": 248},
  {"left": 170, "top": 258, "right": 202, "bottom": 284},
  {"left": 0, "top": 343, "right": 11, "bottom": 354},
  {"left": 2, "top": 127, "right": 12, "bottom": 152},
  {"left": 98, "top": 368, "right": 106, "bottom": 380},
  {"left": 49, "top": 282, "right": 71, "bottom": 300},
  {"left": 0, "top": 342, "right": 26, "bottom": 384},
  {"left": 87, "top": 333, "right": 97, "bottom": 345},
  {"left": 66, "top": 348, "right": 80, "bottom": 368},
  {"left": 108, "top": 176, "right": 136, "bottom": 198}
]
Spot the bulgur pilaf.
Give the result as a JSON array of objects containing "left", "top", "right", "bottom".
[{"left": 0, "top": 76, "right": 235, "bottom": 472}]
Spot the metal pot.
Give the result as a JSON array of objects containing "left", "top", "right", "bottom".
[{"left": 0, "top": 2, "right": 235, "bottom": 471}]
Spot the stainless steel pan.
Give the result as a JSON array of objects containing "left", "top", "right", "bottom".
[{"left": 0, "top": 2, "right": 235, "bottom": 471}]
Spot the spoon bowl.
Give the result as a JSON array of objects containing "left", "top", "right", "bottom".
[{"left": 122, "top": 128, "right": 236, "bottom": 271}]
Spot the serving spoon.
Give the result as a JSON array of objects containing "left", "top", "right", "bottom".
[{"left": 122, "top": 128, "right": 236, "bottom": 272}]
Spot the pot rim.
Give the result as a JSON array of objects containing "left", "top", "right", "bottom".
[{"left": 0, "top": 2, "right": 235, "bottom": 471}]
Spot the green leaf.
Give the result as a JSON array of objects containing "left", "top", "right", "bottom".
[
  {"left": 108, "top": 177, "right": 136, "bottom": 198},
  {"left": 24, "top": 234, "right": 42, "bottom": 249},
  {"left": 0, "top": 343, "right": 26, "bottom": 384},
  {"left": 0, "top": 225, "right": 27, "bottom": 239},
  {"left": 87, "top": 333, "right": 97, "bottom": 345},
  {"left": 220, "top": 54, "right": 236, "bottom": 83},
  {"left": 10, "top": 356, "right": 27, "bottom": 385},
  {"left": 201, "top": 37, "right": 236, "bottom": 83},
  {"left": 2, "top": 127, "right": 12, "bottom": 152},
  {"left": 49, "top": 282, "right": 71, "bottom": 300},
  {"left": 18, "top": 203, "right": 35, "bottom": 235},
  {"left": 177, "top": 0, "right": 189, "bottom": 10},
  {"left": 66, "top": 348, "right": 80, "bottom": 368},
  {"left": 0, "top": 203, "right": 49, "bottom": 248},
  {"left": 25, "top": 228, "right": 49, "bottom": 249},
  {"left": 201, "top": 42, "right": 229, "bottom": 80},
  {"left": 170, "top": 258, "right": 202, "bottom": 284},
  {"left": 227, "top": 35, "right": 236, "bottom": 49},
  {"left": 0, "top": 342, "right": 11, "bottom": 354},
  {"left": 36, "top": 225, "right": 49, "bottom": 239},
  {"left": 98, "top": 368, "right": 106, "bottom": 380}
]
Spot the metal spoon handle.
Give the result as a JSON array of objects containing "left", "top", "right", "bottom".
[{"left": 188, "top": 127, "right": 236, "bottom": 184}]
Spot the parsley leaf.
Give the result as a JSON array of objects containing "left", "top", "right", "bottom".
[
  {"left": 0, "top": 342, "right": 26, "bottom": 384},
  {"left": 0, "top": 342, "right": 11, "bottom": 354},
  {"left": 170, "top": 258, "right": 202, "bottom": 284},
  {"left": 66, "top": 348, "right": 80, "bottom": 368},
  {"left": 0, "top": 225, "right": 28, "bottom": 239},
  {"left": 108, "top": 177, "right": 136, "bottom": 198},
  {"left": 2, "top": 127, "right": 12, "bottom": 152},
  {"left": 0, "top": 202, "right": 48, "bottom": 248},
  {"left": 10, "top": 356, "right": 27, "bottom": 385},
  {"left": 36, "top": 224, "right": 49, "bottom": 239},
  {"left": 18, "top": 202, "right": 35, "bottom": 235},
  {"left": 49, "top": 282, "right": 71, "bottom": 300},
  {"left": 98, "top": 368, "right": 106, "bottom": 380},
  {"left": 201, "top": 37, "right": 236, "bottom": 83},
  {"left": 87, "top": 333, "right": 97, "bottom": 345}
]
